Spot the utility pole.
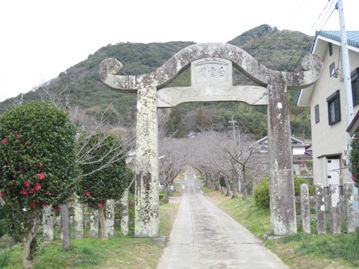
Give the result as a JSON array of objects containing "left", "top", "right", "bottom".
[
  {"left": 337, "top": 0, "right": 353, "bottom": 128},
  {"left": 337, "top": 0, "right": 358, "bottom": 226}
]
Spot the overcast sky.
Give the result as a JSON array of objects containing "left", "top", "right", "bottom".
[{"left": 0, "top": 0, "right": 358, "bottom": 102}]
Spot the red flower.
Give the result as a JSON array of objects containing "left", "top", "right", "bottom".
[
  {"left": 2, "top": 138, "right": 8, "bottom": 144},
  {"left": 24, "top": 181, "right": 31, "bottom": 188},
  {"left": 38, "top": 162, "right": 43, "bottom": 167},
  {"left": 52, "top": 206, "right": 61, "bottom": 211},
  {"left": 46, "top": 191, "right": 52, "bottom": 196},
  {"left": 21, "top": 190, "right": 27, "bottom": 195},
  {"left": 16, "top": 134, "right": 20, "bottom": 139},
  {"left": 98, "top": 203, "right": 103, "bottom": 208},
  {"left": 29, "top": 189, "right": 35, "bottom": 195},
  {"left": 3, "top": 165, "right": 8, "bottom": 169},
  {"left": 85, "top": 191, "right": 91, "bottom": 197},
  {"left": 36, "top": 172, "right": 45, "bottom": 180},
  {"left": 42, "top": 203, "right": 47, "bottom": 207},
  {"left": 36, "top": 200, "right": 40, "bottom": 204},
  {"left": 29, "top": 202, "right": 35, "bottom": 208},
  {"left": 0, "top": 192, "right": 3, "bottom": 198},
  {"left": 11, "top": 179, "right": 16, "bottom": 183},
  {"left": 34, "top": 183, "right": 41, "bottom": 191},
  {"left": 19, "top": 168, "right": 24, "bottom": 172}
]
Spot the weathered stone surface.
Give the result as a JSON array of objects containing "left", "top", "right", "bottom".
[
  {"left": 43, "top": 205, "right": 55, "bottom": 241},
  {"left": 157, "top": 86, "right": 268, "bottom": 107},
  {"left": 268, "top": 81, "right": 297, "bottom": 235},
  {"left": 74, "top": 198, "right": 84, "bottom": 239},
  {"left": 344, "top": 183, "right": 355, "bottom": 233},
  {"left": 90, "top": 208, "right": 99, "bottom": 238},
  {"left": 99, "top": 43, "right": 322, "bottom": 91},
  {"left": 315, "top": 184, "right": 326, "bottom": 234},
  {"left": 300, "top": 184, "right": 311, "bottom": 233},
  {"left": 120, "top": 189, "right": 129, "bottom": 236},
  {"left": 106, "top": 199, "right": 115, "bottom": 237},
  {"left": 134, "top": 87, "right": 159, "bottom": 237},
  {"left": 330, "top": 184, "right": 340, "bottom": 234},
  {"left": 99, "top": 43, "right": 323, "bottom": 237}
]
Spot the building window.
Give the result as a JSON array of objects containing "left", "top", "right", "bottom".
[
  {"left": 351, "top": 68, "right": 359, "bottom": 105},
  {"left": 326, "top": 90, "right": 341, "bottom": 125},
  {"left": 329, "top": 43, "right": 333, "bottom": 56},
  {"left": 315, "top": 104, "right": 320, "bottom": 123},
  {"left": 330, "top": 62, "right": 337, "bottom": 77}
]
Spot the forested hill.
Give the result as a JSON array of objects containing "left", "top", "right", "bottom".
[{"left": 0, "top": 24, "right": 313, "bottom": 140}]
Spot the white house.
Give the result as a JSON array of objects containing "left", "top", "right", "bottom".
[
  {"left": 297, "top": 30, "right": 359, "bottom": 186},
  {"left": 256, "top": 136, "right": 312, "bottom": 176}
]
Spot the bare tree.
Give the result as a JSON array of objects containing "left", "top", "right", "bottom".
[{"left": 158, "top": 137, "right": 187, "bottom": 196}]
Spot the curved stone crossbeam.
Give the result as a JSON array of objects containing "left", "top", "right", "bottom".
[
  {"left": 99, "top": 43, "right": 323, "bottom": 92},
  {"left": 157, "top": 85, "right": 268, "bottom": 107}
]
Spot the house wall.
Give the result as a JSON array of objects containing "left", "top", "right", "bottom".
[
  {"left": 310, "top": 42, "right": 359, "bottom": 185},
  {"left": 293, "top": 147, "right": 306, "bottom": 155}
]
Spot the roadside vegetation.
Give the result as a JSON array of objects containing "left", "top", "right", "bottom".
[
  {"left": 0, "top": 183, "right": 182, "bottom": 268},
  {"left": 204, "top": 187, "right": 359, "bottom": 269}
]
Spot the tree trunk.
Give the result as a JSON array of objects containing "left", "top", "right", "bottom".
[
  {"left": 242, "top": 187, "right": 248, "bottom": 200},
  {"left": 98, "top": 201, "right": 108, "bottom": 240},
  {"left": 61, "top": 203, "right": 71, "bottom": 250},
  {"left": 23, "top": 217, "right": 39, "bottom": 269},
  {"left": 224, "top": 178, "right": 231, "bottom": 196},
  {"left": 232, "top": 176, "right": 238, "bottom": 199}
]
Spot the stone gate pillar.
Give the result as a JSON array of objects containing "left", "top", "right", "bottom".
[
  {"left": 267, "top": 83, "right": 297, "bottom": 235},
  {"left": 135, "top": 87, "right": 159, "bottom": 237}
]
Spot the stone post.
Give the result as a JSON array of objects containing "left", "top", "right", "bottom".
[
  {"left": 344, "top": 183, "right": 355, "bottom": 233},
  {"left": 315, "top": 184, "right": 326, "bottom": 234},
  {"left": 300, "top": 184, "right": 311, "bottom": 233},
  {"left": 120, "top": 189, "right": 130, "bottom": 236},
  {"left": 330, "top": 184, "right": 340, "bottom": 234},
  {"left": 106, "top": 199, "right": 115, "bottom": 237},
  {"left": 43, "top": 205, "right": 55, "bottom": 241},
  {"left": 90, "top": 208, "right": 99, "bottom": 238},
  {"left": 134, "top": 87, "right": 159, "bottom": 237},
  {"left": 74, "top": 198, "right": 84, "bottom": 239},
  {"left": 267, "top": 83, "right": 297, "bottom": 235}
]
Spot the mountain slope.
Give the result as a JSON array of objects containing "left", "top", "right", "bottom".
[{"left": 0, "top": 25, "right": 313, "bottom": 138}]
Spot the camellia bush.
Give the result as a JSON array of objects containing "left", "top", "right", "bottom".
[
  {"left": 76, "top": 131, "right": 133, "bottom": 239},
  {"left": 349, "top": 132, "right": 359, "bottom": 187},
  {"left": 0, "top": 101, "right": 79, "bottom": 269}
]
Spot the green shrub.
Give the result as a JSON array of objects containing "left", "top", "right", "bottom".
[
  {"left": 294, "top": 177, "right": 315, "bottom": 196},
  {"left": 253, "top": 176, "right": 315, "bottom": 209},
  {"left": 0, "top": 101, "right": 79, "bottom": 267},
  {"left": 0, "top": 202, "right": 11, "bottom": 237},
  {"left": 253, "top": 177, "right": 270, "bottom": 209}
]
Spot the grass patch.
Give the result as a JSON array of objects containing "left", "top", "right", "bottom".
[
  {"left": 0, "top": 182, "right": 183, "bottom": 269},
  {"left": 203, "top": 188, "right": 359, "bottom": 269}
]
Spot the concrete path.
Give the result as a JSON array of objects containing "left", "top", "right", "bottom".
[{"left": 156, "top": 176, "right": 289, "bottom": 269}]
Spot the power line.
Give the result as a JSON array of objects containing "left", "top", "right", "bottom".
[{"left": 285, "top": 0, "right": 337, "bottom": 70}]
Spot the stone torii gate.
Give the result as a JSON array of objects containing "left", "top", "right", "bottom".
[{"left": 99, "top": 43, "right": 322, "bottom": 237}]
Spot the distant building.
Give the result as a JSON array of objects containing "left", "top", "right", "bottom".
[{"left": 256, "top": 136, "right": 312, "bottom": 176}]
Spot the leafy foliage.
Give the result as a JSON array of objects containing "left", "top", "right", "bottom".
[
  {"left": 349, "top": 133, "right": 359, "bottom": 187},
  {"left": 0, "top": 101, "right": 79, "bottom": 266},
  {"left": 254, "top": 176, "right": 315, "bottom": 209},
  {"left": 76, "top": 131, "right": 132, "bottom": 209},
  {"left": 253, "top": 177, "right": 270, "bottom": 209}
]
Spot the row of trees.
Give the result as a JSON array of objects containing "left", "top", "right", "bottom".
[
  {"left": 0, "top": 101, "right": 133, "bottom": 268},
  {"left": 158, "top": 130, "right": 268, "bottom": 200}
]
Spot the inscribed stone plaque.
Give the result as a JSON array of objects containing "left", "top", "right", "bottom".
[{"left": 191, "top": 58, "right": 232, "bottom": 86}]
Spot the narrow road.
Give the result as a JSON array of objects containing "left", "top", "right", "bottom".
[{"left": 156, "top": 171, "right": 288, "bottom": 269}]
